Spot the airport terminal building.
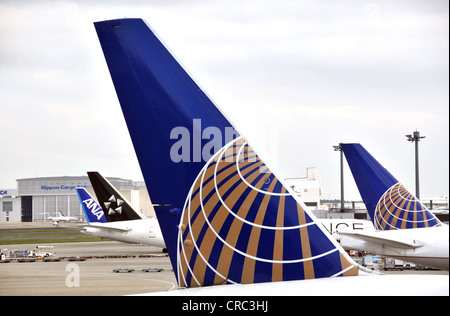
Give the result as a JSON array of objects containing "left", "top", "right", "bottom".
[{"left": 0, "top": 176, "right": 154, "bottom": 223}]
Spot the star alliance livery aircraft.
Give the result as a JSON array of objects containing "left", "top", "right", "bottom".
[
  {"left": 76, "top": 172, "right": 165, "bottom": 249},
  {"left": 339, "top": 143, "right": 448, "bottom": 270},
  {"left": 93, "top": 18, "right": 448, "bottom": 295}
]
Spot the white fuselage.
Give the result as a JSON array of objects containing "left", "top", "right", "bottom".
[
  {"left": 81, "top": 218, "right": 165, "bottom": 248},
  {"left": 340, "top": 225, "right": 449, "bottom": 270},
  {"left": 144, "top": 273, "right": 448, "bottom": 296}
]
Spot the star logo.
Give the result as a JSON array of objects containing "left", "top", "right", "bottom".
[{"left": 103, "top": 195, "right": 124, "bottom": 215}]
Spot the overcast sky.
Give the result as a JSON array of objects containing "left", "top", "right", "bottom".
[{"left": 0, "top": 0, "right": 448, "bottom": 201}]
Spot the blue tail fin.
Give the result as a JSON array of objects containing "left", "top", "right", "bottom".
[
  {"left": 76, "top": 187, "right": 107, "bottom": 224},
  {"left": 94, "top": 18, "right": 357, "bottom": 287},
  {"left": 340, "top": 143, "right": 441, "bottom": 230}
]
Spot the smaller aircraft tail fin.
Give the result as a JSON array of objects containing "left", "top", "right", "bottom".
[
  {"left": 76, "top": 187, "right": 107, "bottom": 224},
  {"left": 87, "top": 171, "right": 145, "bottom": 222},
  {"left": 340, "top": 143, "right": 441, "bottom": 230}
]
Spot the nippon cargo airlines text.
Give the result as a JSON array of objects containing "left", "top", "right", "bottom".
[{"left": 181, "top": 300, "right": 268, "bottom": 313}]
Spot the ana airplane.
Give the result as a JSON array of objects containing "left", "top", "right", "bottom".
[
  {"left": 75, "top": 172, "right": 165, "bottom": 250},
  {"left": 94, "top": 18, "right": 448, "bottom": 295},
  {"left": 338, "top": 143, "right": 449, "bottom": 270},
  {"left": 47, "top": 211, "right": 79, "bottom": 225}
]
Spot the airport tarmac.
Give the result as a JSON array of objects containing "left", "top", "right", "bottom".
[
  {"left": 1, "top": 240, "right": 448, "bottom": 296},
  {"left": 0, "top": 241, "right": 177, "bottom": 296}
]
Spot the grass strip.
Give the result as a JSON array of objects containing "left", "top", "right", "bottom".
[
  {"left": 0, "top": 236, "right": 105, "bottom": 245},
  {"left": 0, "top": 227, "right": 106, "bottom": 245}
]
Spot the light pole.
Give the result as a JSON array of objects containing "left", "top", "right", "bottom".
[
  {"left": 405, "top": 131, "right": 425, "bottom": 200},
  {"left": 333, "top": 144, "right": 344, "bottom": 211}
]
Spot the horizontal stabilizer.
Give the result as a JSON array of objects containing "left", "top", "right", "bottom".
[
  {"left": 83, "top": 223, "right": 132, "bottom": 232},
  {"left": 339, "top": 231, "right": 423, "bottom": 249}
]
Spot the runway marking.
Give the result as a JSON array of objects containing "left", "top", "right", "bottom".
[{"left": 127, "top": 277, "right": 177, "bottom": 291}]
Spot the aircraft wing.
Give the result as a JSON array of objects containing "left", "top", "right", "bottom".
[{"left": 339, "top": 231, "right": 424, "bottom": 249}]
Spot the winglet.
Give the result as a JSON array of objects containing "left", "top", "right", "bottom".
[
  {"left": 94, "top": 18, "right": 358, "bottom": 288},
  {"left": 340, "top": 143, "right": 441, "bottom": 230}
]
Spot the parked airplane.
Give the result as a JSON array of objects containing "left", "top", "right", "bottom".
[
  {"left": 339, "top": 143, "right": 449, "bottom": 270},
  {"left": 75, "top": 172, "right": 165, "bottom": 250},
  {"left": 94, "top": 18, "right": 448, "bottom": 295},
  {"left": 47, "top": 211, "right": 79, "bottom": 225}
]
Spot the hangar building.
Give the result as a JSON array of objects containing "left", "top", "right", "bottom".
[{"left": 0, "top": 176, "right": 154, "bottom": 223}]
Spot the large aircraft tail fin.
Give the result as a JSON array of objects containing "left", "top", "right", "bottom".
[
  {"left": 76, "top": 187, "right": 107, "bottom": 224},
  {"left": 87, "top": 171, "right": 145, "bottom": 222},
  {"left": 94, "top": 18, "right": 358, "bottom": 288},
  {"left": 340, "top": 143, "right": 441, "bottom": 230}
]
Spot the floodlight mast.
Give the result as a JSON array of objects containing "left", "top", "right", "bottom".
[
  {"left": 405, "top": 131, "right": 425, "bottom": 200},
  {"left": 333, "top": 145, "right": 344, "bottom": 211}
]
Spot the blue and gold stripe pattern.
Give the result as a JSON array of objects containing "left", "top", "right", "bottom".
[
  {"left": 374, "top": 182, "right": 441, "bottom": 230},
  {"left": 176, "top": 137, "right": 358, "bottom": 287}
]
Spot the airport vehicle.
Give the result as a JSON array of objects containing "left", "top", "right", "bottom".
[
  {"left": 94, "top": 18, "right": 448, "bottom": 295},
  {"left": 3, "top": 246, "right": 56, "bottom": 262},
  {"left": 76, "top": 183, "right": 166, "bottom": 250},
  {"left": 33, "top": 245, "right": 55, "bottom": 259},
  {"left": 142, "top": 268, "right": 164, "bottom": 272},
  {"left": 338, "top": 143, "right": 449, "bottom": 270},
  {"left": 0, "top": 249, "right": 10, "bottom": 263},
  {"left": 47, "top": 211, "right": 79, "bottom": 225},
  {"left": 113, "top": 268, "right": 135, "bottom": 273}
]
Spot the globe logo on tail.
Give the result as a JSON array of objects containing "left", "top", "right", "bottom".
[{"left": 374, "top": 182, "right": 441, "bottom": 230}]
